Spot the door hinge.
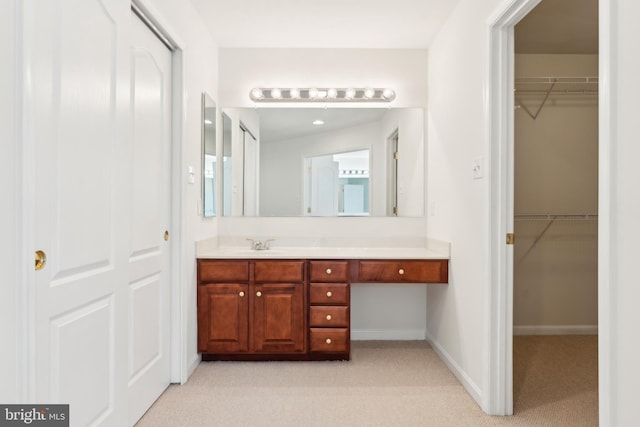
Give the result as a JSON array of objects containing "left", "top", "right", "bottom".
[
  {"left": 393, "top": 206, "right": 398, "bottom": 215},
  {"left": 307, "top": 207, "right": 311, "bottom": 213},
  {"left": 393, "top": 151, "right": 399, "bottom": 160},
  {"left": 506, "top": 233, "right": 515, "bottom": 245}
]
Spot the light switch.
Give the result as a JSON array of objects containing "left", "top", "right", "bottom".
[{"left": 472, "top": 157, "right": 484, "bottom": 180}]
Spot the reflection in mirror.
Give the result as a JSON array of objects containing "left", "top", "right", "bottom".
[
  {"left": 222, "top": 112, "right": 232, "bottom": 216},
  {"left": 202, "top": 93, "right": 216, "bottom": 217},
  {"left": 304, "top": 149, "right": 370, "bottom": 216},
  {"left": 221, "top": 107, "right": 425, "bottom": 217}
]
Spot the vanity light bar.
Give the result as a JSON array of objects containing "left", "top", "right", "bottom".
[{"left": 249, "top": 87, "right": 396, "bottom": 103}]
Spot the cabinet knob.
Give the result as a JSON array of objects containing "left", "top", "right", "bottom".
[
  {"left": 256, "top": 291, "right": 262, "bottom": 297},
  {"left": 326, "top": 314, "right": 332, "bottom": 321},
  {"left": 326, "top": 268, "right": 332, "bottom": 275},
  {"left": 398, "top": 268, "right": 405, "bottom": 275},
  {"left": 325, "top": 338, "right": 332, "bottom": 345},
  {"left": 326, "top": 291, "right": 332, "bottom": 298},
  {"left": 239, "top": 291, "right": 245, "bottom": 297}
]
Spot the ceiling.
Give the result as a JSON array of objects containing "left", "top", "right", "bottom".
[
  {"left": 191, "top": 0, "right": 598, "bottom": 53},
  {"left": 254, "top": 108, "right": 388, "bottom": 143},
  {"left": 188, "top": 0, "right": 461, "bottom": 48},
  {"left": 515, "top": 0, "right": 598, "bottom": 54}
]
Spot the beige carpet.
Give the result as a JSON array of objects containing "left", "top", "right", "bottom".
[{"left": 137, "top": 337, "right": 597, "bottom": 426}]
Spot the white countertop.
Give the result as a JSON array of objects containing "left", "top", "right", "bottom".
[{"left": 196, "top": 246, "right": 449, "bottom": 260}]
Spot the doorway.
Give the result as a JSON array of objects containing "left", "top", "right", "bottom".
[
  {"left": 486, "top": 0, "right": 607, "bottom": 417},
  {"left": 512, "top": 0, "right": 599, "bottom": 417}
]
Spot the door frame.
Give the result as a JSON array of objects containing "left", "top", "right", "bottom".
[{"left": 486, "top": 0, "right": 611, "bottom": 420}]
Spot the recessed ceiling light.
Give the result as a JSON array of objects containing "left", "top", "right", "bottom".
[{"left": 312, "top": 119, "right": 325, "bottom": 125}]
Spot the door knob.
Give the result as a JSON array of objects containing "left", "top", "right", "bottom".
[
  {"left": 35, "top": 250, "right": 47, "bottom": 271},
  {"left": 164, "top": 230, "right": 169, "bottom": 241}
]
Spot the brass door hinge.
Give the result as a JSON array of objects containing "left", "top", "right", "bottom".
[
  {"left": 307, "top": 207, "right": 311, "bottom": 213},
  {"left": 506, "top": 233, "right": 515, "bottom": 245},
  {"left": 393, "top": 151, "right": 399, "bottom": 160}
]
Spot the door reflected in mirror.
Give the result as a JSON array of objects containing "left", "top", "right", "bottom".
[
  {"left": 202, "top": 93, "right": 216, "bottom": 217},
  {"left": 221, "top": 107, "right": 425, "bottom": 217},
  {"left": 304, "top": 149, "right": 370, "bottom": 216}
]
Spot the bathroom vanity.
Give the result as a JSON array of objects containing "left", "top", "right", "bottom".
[{"left": 197, "top": 247, "right": 448, "bottom": 361}]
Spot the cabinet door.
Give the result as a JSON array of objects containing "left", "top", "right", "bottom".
[
  {"left": 253, "top": 283, "right": 305, "bottom": 353},
  {"left": 198, "top": 284, "right": 249, "bottom": 353}
]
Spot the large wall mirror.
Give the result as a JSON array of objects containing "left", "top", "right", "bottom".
[
  {"left": 202, "top": 93, "right": 216, "bottom": 217},
  {"left": 220, "top": 107, "right": 425, "bottom": 217}
]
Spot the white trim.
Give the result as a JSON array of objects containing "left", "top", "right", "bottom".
[
  {"left": 186, "top": 353, "right": 201, "bottom": 381},
  {"left": 486, "top": 0, "right": 541, "bottom": 416},
  {"left": 351, "top": 329, "right": 426, "bottom": 341},
  {"left": 597, "top": 0, "right": 613, "bottom": 425},
  {"left": 426, "top": 334, "right": 482, "bottom": 405},
  {"left": 513, "top": 325, "right": 598, "bottom": 336}
]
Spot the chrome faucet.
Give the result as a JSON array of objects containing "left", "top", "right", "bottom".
[{"left": 246, "top": 238, "right": 275, "bottom": 251}]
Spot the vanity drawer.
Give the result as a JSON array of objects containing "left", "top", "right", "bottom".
[
  {"left": 309, "top": 283, "right": 349, "bottom": 305},
  {"left": 198, "top": 260, "right": 249, "bottom": 283},
  {"left": 310, "top": 328, "right": 349, "bottom": 353},
  {"left": 310, "top": 306, "right": 349, "bottom": 327},
  {"left": 309, "top": 260, "right": 350, "bottom": 282},
  {"left": 355, "top": 260, "right": 448, "bottom": 283},
  {"left": 254, "top": 261, "right": 305, "bottom": 283}
]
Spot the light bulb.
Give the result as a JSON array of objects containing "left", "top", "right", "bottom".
[
  {"left": 382, "top": 88, "right": 395, "bottom": 100},
  {"left": 327, "top": 88, "right": 338, "bottom": 98},
  {"left": 308, "top": 88, "right": 319, "bottom": 99},
  {"left": 250, "top": 88, "right": 263, "bottom": 100},
  {"left": 270, "top": 88, "right": 282, "bottom": 99},
  {"left": 344, "top": 88, "right": 356, "bottom": 100},
  {"left": 289, "top": 88, "right": 300, "bottom": 99},
  {"left": 363, "top": 88, "right": 375, "bottom": 99},
  {"left": 312, "top": 119, "right": 325, "bottom": 125}
]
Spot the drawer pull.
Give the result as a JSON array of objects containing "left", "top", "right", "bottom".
[
  {"left": 398, "top": 268, "right": 405, "bottom": 275},
  {"left": 239, "top": 291, "right": 245, "bottom": 297},
  {"left": 326, "top": 268, "right": 332, "bottom": 274},
  {"left": 326, "top": 291, "right": 332, "bottom": 298},
  {"left": 256, "top": 291, "right": 262, "bottom": 297},
  {"left": 326, "top": 314, "right": 332, "bottom": 321},
  {"left": 325, "top": 338, "right": 332, "bottom": 345}
]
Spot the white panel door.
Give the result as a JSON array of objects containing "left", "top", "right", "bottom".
[
  {"left": 128, "top": 12, "right": 172, "bottom": 425},
  {"left": 309, "top": 156, "right": 339, "bottom": 216},
  {"left": 25, "top": 0, "right": 130, "bottom": 425}
]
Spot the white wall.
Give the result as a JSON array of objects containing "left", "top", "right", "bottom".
[
  {"left": 426, "top": 0, "right": 503, "bottom": 404},
  {"left": 0, "top": 0, "right": 19, "bottom": 403},
  {"left": 603, "top": 0, "right": 640, "bottom": 424},
  {"left": 514, "top": 54, "right": 598, "bottom": 331}
]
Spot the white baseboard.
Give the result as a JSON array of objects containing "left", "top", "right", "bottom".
[
  {"left": 351, "top": 329, "right": 426, "bottom": 341},
  {"left": 184, "top": 353, "right": 201, "bottom": 384},
  {"left": 513, "top": 325, "right": 598, "bottom": 336},
  {"left": 425, "top": 333, "right": 483, "bottom": 407}
]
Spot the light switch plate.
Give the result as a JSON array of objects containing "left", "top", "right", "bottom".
[{"left": 472, "top": 157, "right": 484, "bottom": 180}]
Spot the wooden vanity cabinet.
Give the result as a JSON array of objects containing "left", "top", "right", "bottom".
[
  {"left": 197, "top": 256, "right": 448, "bottom": 362},
  {"left": 308, "top": 260, "right": 350, "bottom": 360},
  {"left": 253, "top": 261, "right": 306, "bottom": 354},
  {"left": 197, "top": 259, "right": 307, "bottom": 360}
]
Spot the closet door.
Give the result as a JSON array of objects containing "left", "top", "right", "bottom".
[
  {"left": 25, "top": 0, "right": 131, "bottom": 425},
  {"left": 128, "top": 10, "right": 173, "bottom": 425}
]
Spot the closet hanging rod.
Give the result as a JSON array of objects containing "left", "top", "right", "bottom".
[
  {"left": 515, "top": 89, "right": 598, "bottom": 95},
  {"left": 514, "top": 76, "right": 598, "bottom": 84},
  {"left": 514, "top": 214, "right": 598, "bottom": 220}
]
